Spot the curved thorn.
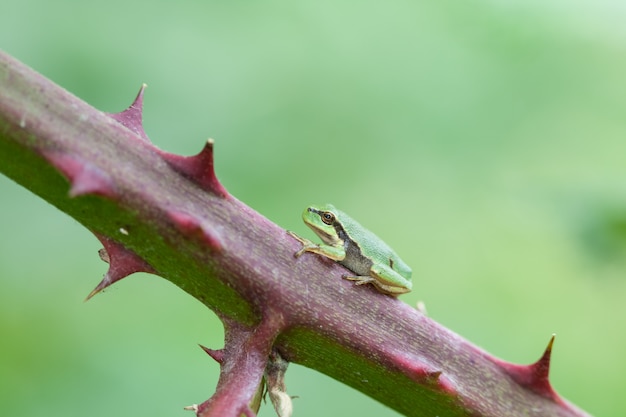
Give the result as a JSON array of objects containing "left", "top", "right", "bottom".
[
  {"left": 85, "top": 235, "right": 156, "bottom": 300},
  {"left": 107, "top": 83, "right": 150, "bottom": 142},
  {"left": 159, "top": 139, "right": 229, "bottom": 198},
  {"left": 43, "top": 152, "right": 118, "bottom": 199},
  {"left": 167, "top": 210, "right": 223, "bottom": 252},
  {"left": 496, "top": 334, "right": 561, "bottom": 402},
  {"left": 199, "top": 344, "right": 225, "bottom": 364}
]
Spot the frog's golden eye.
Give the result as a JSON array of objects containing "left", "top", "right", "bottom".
[{"left": 321, "top": 211, "right": 335, "bottom": 225}]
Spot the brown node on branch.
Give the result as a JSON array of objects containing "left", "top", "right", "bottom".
[
  {"left": 264, "top": 350, "right": 293, "bottom": 417},
  {"left": 85, "top": 234, "right": 156, "bottom": 300}
]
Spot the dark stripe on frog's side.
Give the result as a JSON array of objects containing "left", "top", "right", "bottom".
[{"left": 332, "top": 217, "right": 374, "bottom": 276}]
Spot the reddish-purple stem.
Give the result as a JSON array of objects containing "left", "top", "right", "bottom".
[{"left": 0, "top": 51, "right": 594, "bottom": 417}]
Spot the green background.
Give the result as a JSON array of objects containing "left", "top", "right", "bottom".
[{"left": 1, "top": 1, "right": 625, "bottom": 416}]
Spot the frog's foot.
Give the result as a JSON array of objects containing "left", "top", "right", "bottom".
[
  {"left": 286, "top": 230, "right": 314, "bottom": 258},
  {"left": 286, "top": 230, "right": 306, "bottom": 244},
  {"left": 342, "top": 275, "right": 376, "bottom": 286}
]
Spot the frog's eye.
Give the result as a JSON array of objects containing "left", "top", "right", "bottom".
[{"left": 321, "top": 211, "right": 335, "bottom": 225}]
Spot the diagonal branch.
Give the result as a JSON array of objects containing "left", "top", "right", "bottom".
[{"left": 0, "top": 50, "right": 593, "bottom": 417}]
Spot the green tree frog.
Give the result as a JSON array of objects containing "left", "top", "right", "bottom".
[{"left": 288, "top": 204, "right": 412, "bottom": 296}]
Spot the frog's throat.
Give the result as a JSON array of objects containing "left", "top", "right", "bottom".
[{"left": 306, "top": 224, "right": 342, "bottom": 246}]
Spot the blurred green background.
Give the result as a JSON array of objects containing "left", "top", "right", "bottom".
[{"left": 1, "top": 1, "right": 625, "bottom": 416}]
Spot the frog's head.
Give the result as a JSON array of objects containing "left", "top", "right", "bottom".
[{"left": 302, "top": 204, "right": 342, "bottom": 245}]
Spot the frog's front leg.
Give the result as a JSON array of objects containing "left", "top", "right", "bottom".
[
  {"left": 286, "top": 231, "right": 315, "bottom": 257},
  {"left": 287, "top": 231, "right": 345, "bottom": 261}
]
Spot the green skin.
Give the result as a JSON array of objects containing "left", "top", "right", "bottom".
[{"left": 288, "top": 204, "right": 412, "bottom": 296}]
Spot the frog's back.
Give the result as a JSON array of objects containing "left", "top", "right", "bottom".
[{"left": 335, "top": 207, "right": 412, "bottom": 279}]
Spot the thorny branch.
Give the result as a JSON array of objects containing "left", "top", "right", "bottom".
[{"left": 0, "top": 50, "right": 593, "bottom": 417}]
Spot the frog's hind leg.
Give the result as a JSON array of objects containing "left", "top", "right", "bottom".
[
  {"left": 343, "top": 273, "right": 407, "bottom": 296},
  {"left": 343, "top": 274, "right": 377, "bottom": 286},
  {"left": 365, "top": 263, "right": 412, "bottom": 295}
]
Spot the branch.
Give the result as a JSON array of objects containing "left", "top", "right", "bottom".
[{"left": 0, "top": 50, "right": 593, "bottom": 417}]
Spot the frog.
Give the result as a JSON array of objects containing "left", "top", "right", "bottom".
[{"left": 287, "top": 204, "right": 412, "bottom": 296}]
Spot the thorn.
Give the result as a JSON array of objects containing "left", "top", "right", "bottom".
[
  {"left": 107, "top": 83, "right": 150, "bottom": 142},
  {"left": 526, "top": 333, "right": 556, "bottom": 394},
  {"left": 167, "top": 210, "right": 223, "bottom": 252},
  {"left": 390, "top": 352, "right": 454, "bottom": 393},
  {"left": 85, "top": 281, "right": 109, "bottom": 301},
  {"left": 43, "top": 152, "right": 117, "bottom": 199},
  {"left": 537, "top": 334, "right": 556, "bottom": 376},
  {"left": 199, "top": 344, "right": 225, "bottom": 364},
  {"left": 159, "top": 139, "right": 229, "bottom": 198},
  {"left": 85, "top": 234, "right": 156, "bottom": 300},
  {"left": 497, "top": 334, "right": 561, "bottom": 402},
  {"left": 68, "top": 163, "right": 115, "bottom": 198}
]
